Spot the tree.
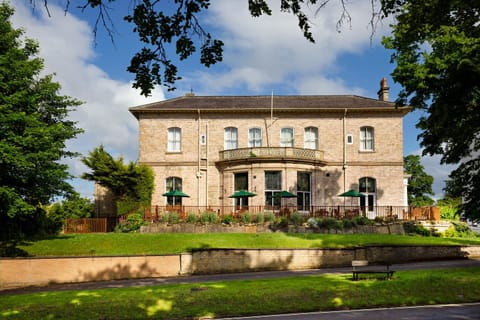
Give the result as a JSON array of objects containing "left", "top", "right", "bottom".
[
  {"left": 404, "top": 155, "right": 435, "bottom": 206},
  {"left": 382, "top": 0, "right": 480, "bottom": 219},
  {"left": 34, "top": 0, "right": 357, "bottom": 96},
  {"left": 81, "top": 146, "right": 154, "bottom": 215},
  {"left": 0, "top": 3, "right": 83, "bottom": 240}
]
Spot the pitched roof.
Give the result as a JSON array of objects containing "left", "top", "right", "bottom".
[{"left": 129, "top": 94, "right": 410, "bottom": 118}]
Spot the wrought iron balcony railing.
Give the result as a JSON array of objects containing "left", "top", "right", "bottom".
[{"left": 218, "top": 147, "right": 324, "bottom": 163}]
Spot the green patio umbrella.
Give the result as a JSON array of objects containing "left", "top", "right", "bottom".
[
  {"left": 277, "top": 190, "right": 297, "bottom": 198},
  {"left": 162, "top": 190, "right": 190, "bottom": 205},
  {"left": 338, "top": 189, "right": 365, "bottom": 205},
  {"left": 229, "top": 190, "right": 256, "bottom": 208}
]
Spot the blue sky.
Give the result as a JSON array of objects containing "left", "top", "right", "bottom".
[{"left": 10, "top": 0, "right": 455, "bottom": 200}]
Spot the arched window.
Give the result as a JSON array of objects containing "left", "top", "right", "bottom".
[
  {"left": 280, "top": 127, "right": 294, "bottom": 147},
  {"left": 360, "top": 126, "right": 374, "bottom": 151},
  {"left": 167, "top": 127, "right": 181, "bottom": 152},
  {"left": 248, "top": 127, "right": 262, "bottom": 147},
  {"left": 304, "top": 127, "right": 318, "bottom": 149},
  {"left": 224, "top": 127, "right": 238, "bottom": 150},
  {"left": 165, "top": 177, "right": 183, "bottom": 205}
]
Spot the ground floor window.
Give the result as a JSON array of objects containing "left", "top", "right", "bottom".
[
  {"left": 166, "top": 176, "right": 183, "bottom": 205},
  {"left": 234, "top": 172, "right": 249, "bottom": 207},
  {"left": 265, "top": 171, "right": 282, "bottom": 207},
  {"left": 359, "top": 177, "right": 376, "bottom": 213},
  {"left": 297, "top": 172, "right": 311, "bottom": 211}
]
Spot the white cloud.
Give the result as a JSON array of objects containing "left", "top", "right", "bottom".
[
  {"left": 182, "top": 0, "right": 391, "bottom": 94},
  {"left": 11, "top": 1, "right": 165, "bottom": 198}
]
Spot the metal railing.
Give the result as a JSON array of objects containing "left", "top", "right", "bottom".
[
  {"left": 219, "top": 147, "right": 324, "bottom": 162},
  {"left": 143, "top": 205, "right": 439, "bottom": 222}
]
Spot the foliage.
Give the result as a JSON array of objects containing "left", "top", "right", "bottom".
[
  {"left": 289, "top": 212, "right": 304, "bottom": 226},
  {"left": 403, "top": 222, "right": 439, "bottom": 237},
  {"left": 403, "top": 155, "right": 435, "bottom": 206},
  {"left": 317, "top": 217, "right": 343, "bottom": 230},
  {"left": 255, "top": 213, "right": 265, "bottom": 224},
  {"left": 0, "top": 3, "right": 83, "bottom": 240},
  {"left": 383, "top": 1, "right": 480, "bottom": 220},
  {"left": 437, "top": 196, "right": 462, "bottom": 220},
  {"left": 37, "top": 0, "right": 356, "bottom": 96},
  {"left": 222, "top": 214, "right": 234, "bottom": 225},
  {"left": 443, "top": 221, "right": 477, "bottom": 238},
  {"left": 241, "top": 211, "right": 252, "bottom": 224},
  {"left": 199, "top": 211, "right": 218, "bottom": 224},
  {"left": 81, "top": 146, "right": 154, "bottom": 216},
  {"left": 186, "top": 212, "right": 197, "bottom": 223},
  {"left": 264, "top": 212, "right": 275, "bottom": 223},
  {"left": 115, "top": 213, "right": 145, "bottom": 233},
  {"left": 352, "top": 215, "right": 371, "bottom": 226},
  {"left": 47, "top": 193, "right": 93, "bottom": 231}
]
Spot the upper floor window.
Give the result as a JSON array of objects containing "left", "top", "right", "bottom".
[
  {"left": 360, "top": 126, "right": 374, "bottom": 151},
  {"left": 304, "top": 127, "right": 318, "bottom": 149},
  {"left": 224, "top": 127, "right": 238, "bottom": 150},
  {"left": 168, "top": 127, "right": 181, "bottom": 152},
  {"left": 248, "top": 127, "right": 262, "bottom": 147},
  {"left": 280, "top": 127, "right": 294, "bottom": 147}
]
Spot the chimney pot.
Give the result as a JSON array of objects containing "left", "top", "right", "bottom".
[{"left": 378, "top": 77, "right": 389, "bottom": 101}]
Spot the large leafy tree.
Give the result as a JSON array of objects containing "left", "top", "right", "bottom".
[
  {"left": 81, "top": 146, "right": 154, "bottom": 215},
  {"left": 0, "top": 3, "right": 83, "bottom": 239},
  {"left": 382, "top": 0, "right": 480, "bottom": 219},
  {"left": 404, "top": 155, "right": 435, "bottom": 206}
]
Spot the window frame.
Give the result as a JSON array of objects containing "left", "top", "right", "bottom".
[
  {"left": 359, "top": 126, "right": 374, "bottom": 151},
  {"left": 248, "top": 127, "right": 262, "bottom": 147},
  {"left": 167, "top": 127, "right": 182, "bottom": 152},
  {"left": 304, "top": 126, "right": 318, "bottom": 149},
  {"left": 280, "top": 127, "right": 294, "bottom": 147},
  {"left": 224, "top": 127, "right": 238, "bottom": 150}
]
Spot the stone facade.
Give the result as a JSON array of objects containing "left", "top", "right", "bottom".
[{"left": 128, "top": 80, "right": 410, "bottom": 213}]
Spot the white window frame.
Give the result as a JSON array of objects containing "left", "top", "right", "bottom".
[
  {"left": 304, "top": 127, "right": 318, "bottom": 149},
  {"left": 280, "top": 127, "right": 294, "bottom": 147},
  {"left": 224, "top": 127, "right": 238, "bottom": 150},
  {"left": 346, "top": 134, "right": 353, "bottom": 145},
  {"left": 360, "top": 126, "right": 374, "bottom": 151},
  {"left": 167, "top": 127, "right": 181, "bottom": 152},
  {"left": 248, "top": 127, "right": 262, "bottom": 147}
]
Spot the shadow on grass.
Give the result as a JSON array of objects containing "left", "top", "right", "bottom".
[{"left": 0, "top": 240, "right": 30, "bottom": 257}]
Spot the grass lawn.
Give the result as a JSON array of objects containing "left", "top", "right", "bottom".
[
  {"left": 8, "top": 232, "right": 480, "bottom": 257},
  {"left": 1, "top": 268, "right": 480, "bottom": 319}
]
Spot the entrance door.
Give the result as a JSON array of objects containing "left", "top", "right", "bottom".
[{"left": 359, "top": 177, "right": 376, "bottom": 218}]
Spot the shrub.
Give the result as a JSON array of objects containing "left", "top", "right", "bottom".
[
  {"left": 318, "top": 218, "right": 342, "bottom": 229},
  {"left": 160, "top": 213, "right": 169, "bottom": 223},
  {"left": 186, "top": 212, "right": 197, "bottom": 224},
  {"left": 264, "top": 212, "right": 275, "bottom": 223},
  {"left": 222, "top": 214, "right": 234, "bottom": 225},
  {"left": 241, "top": 212, "right": 252, "bottom": 224},
  {"left": 352, "top": 215, "right": 370, "bottom": 226},
  {"left": 342, "top": 219, "right": 355, "bottom": 229},
  {"left": 307, "top": 217, "right": 318, "bottom": 228},
  {"left": 255, "top": 213, "right": 265, "bottom": 224},
  {"left": 168, "top": 212, "right": 180, "bottom": 224},
  {"left": 200, "top": 211, "right": 218, "bottom": 224},
  {"left": 274, "top": 217, "right": 289, "bottom": 229},
  {"left": 290, "top": 212, "right": 303, "bottom": 226},
  {"left": 443, "top": 221, "right": 477, "bottom": 238},
  {"left": 115, "top": 213, "right": 144, "bottom": 233}
]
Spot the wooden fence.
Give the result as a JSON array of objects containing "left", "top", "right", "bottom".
[{"left": 64, "top": 218, "right": 110, "bottom": 233}]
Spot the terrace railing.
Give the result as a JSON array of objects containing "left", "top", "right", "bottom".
[
  {"left": 218, "top": 147, "right": 324, "bottom": 163},
  {"left": 143, "top": 205, "right": 440, "bottom": 222}
]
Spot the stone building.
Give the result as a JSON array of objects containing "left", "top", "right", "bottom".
[{"left": 128, "top": 79, "right": 410, "bottom": 217}]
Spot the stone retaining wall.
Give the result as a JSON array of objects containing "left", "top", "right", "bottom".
[{"left": 1, "top": 246, "right": 479, "bottom": 288}]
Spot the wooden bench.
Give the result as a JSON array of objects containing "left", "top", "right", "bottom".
[{"left": 352, "top": 260, "right": 395, "bottom": 281}]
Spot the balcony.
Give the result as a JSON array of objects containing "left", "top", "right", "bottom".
[{"left": 218, "top": 147, "right": 325, "bottom": 165}]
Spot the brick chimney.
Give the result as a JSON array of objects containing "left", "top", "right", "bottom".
[{"left": 377, "top": 77, "right": 389, "bottom": 101}]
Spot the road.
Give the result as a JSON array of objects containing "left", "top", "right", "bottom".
[{"left": 221, "top": 303, "right": 480, "bottom": 320}]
